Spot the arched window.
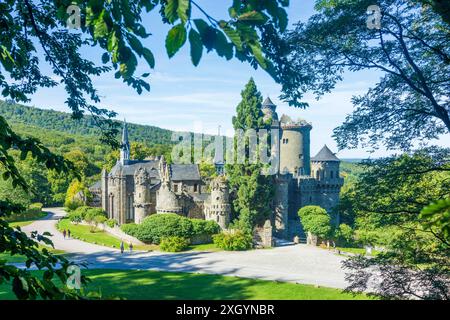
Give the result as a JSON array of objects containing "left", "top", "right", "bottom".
[
  {"left": 330, "top": 171, "right": 334, "bottom": 179},
  {"left": 316, "top": 170, "right": 319, "bottom": 179}
]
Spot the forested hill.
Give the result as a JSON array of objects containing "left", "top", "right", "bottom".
[{"left": 0, "top": 100, "right": 173, "bottom": 146}]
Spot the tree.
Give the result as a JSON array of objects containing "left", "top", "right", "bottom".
[
  {"left": 298, "top": 205, "right": 332, "bottom": 240},
  {"left": 342, "top": 147, "right": 450, "bottom": 299},
  {"left": 268, "top": 0, "right": 450, "bottom": 151},
  {"left": 226, "top": 78, "right": 274, "bottom": 232},
  {"left": 0, "top": 1, "right": 290, "bottom": 299}
]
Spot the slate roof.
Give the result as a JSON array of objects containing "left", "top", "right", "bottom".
[
  {"left": 109, "top": 160, "right": 201, "bottom": 181},
  {"left": 171, "top": 164, "right": 201, "bottom": 181},
  {"left": 262, "top": 97, "right": 276, "bottom": 107},
  {"left": 311, "top": 145, "right": 340, "bottom": 162}
]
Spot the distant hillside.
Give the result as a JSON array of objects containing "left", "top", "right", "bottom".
[{"left": 0, "top": 100, "right": 173, "bottom": 146}]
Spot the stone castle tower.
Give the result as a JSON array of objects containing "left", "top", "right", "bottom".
[
  {"left": 206, "top": 175, "right": 231, "bottom": 229},
  {"left": 133, "top": 167, "right": 151, "bottom": 223}
]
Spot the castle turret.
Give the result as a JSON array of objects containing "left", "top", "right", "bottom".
[
  {"left": 206, "top": 176, "right": 231, "bottom": 229},
  {"left": 119, "top": 120, "right": 130, "bottom": 165},
  {"left": 156, "top": 157, "right": 182, "bottom": 214},
  {"left": 279, "top": 116, "right": 312, "bottom": 176},
  {"left": 133, "top": 167, "right": 151, "bottom": 223},
  {"left": 261, "top": 97, "right": 278, "bottom": 124},
  {"left": 310, "top": 145, "right": 344, "bottom": 225}
]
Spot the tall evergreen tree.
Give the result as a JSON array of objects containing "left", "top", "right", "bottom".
[{"left": 227, "top": 78, "right": 274, "bottom": 232}]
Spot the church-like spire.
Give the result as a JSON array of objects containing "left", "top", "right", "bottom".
[
  {"left": 120, "top": 120, "right": 130, "bottom": 164},
  {"left": 214, "top": 125, "right": 225, "bottom": 175}
]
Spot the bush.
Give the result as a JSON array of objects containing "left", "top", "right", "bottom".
[
  {"left": 121, "top": 223, "right": 139, "bottom": 236},
  {"left": 27, "top": 203, "right": 43, "bottom": 215},
  {"left": 191, "top": 219, "right": 221, "bottom": 235},
  {"left": 213, "top": 230, "right": 253, "bottom": 251},
  {"left": 159, "top": 236, "right": 189, "bottom": 252},
  {"left": 334, "top": 223, "right": 354, "bottom": 246},
  {"left": 94, "top": 215, "right": 107, "bottom": 224},
  {"left": 68, "top": 211, "right": 83, "bottom": 224},
  {"left": 298, "top": 205, "right": 332, "bottom": 239},
  {"left": 105, "top": 219, "right": 117, "bottom": 228},
  {"left": 84, "top": 208, "right": 107, "bottom": 222},
  {"left": 134, "top": 214, "right": 193, "bottom": 244},
  {"left": 65, "top": 200, "right": 84, "bottom": 212}
]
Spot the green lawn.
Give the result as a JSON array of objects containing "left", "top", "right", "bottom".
[
  {"left": 335, "top": 247, "right": 380, "bottom": 256},
  {"left": 0, "top": 269, "right": 371, "bottom": 300},
  {"left": 188, "top": 243, "right": 222, "bottom": 252},
  {"left": 57, "top": 218, "right": 158, "bottom": 251},
  {"left": 0, "top": 245, "right": 66, "bottom": 263}
]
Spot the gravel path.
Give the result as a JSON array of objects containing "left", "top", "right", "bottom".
[{"left": 21, "top": 208, "right": 350, "bottom": 289}]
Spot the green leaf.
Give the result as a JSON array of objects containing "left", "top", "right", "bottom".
[
  {"left": 165, "top": 0, "right": 178, "bottom": 23},
  {"left": 219, "top": 22, "right": 243, "bottom": 50},
  {"left": 249, "top": 43, "right": 267, "bottom": 69},
  {"left": 142, "top": 48, "right": 155, "bottom": 68},
  {"left": 237, "top": 11, "right": 267, "bottom": 23},
  {"left": 165, "top": 24, "right": 187, "bottom": 58},
  {"left": 177, "top": 0, "right": 190, "bottom": 24},
  {"left": 189, "top": 29, "right": 203, "bottom": 66},
  {"left": 215, "top": 31, "right": 233, "bottom": 60},
  {"left": 101, "top": 52, "right": 110, "bottom": 64}
]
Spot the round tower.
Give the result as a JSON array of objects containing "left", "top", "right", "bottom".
[
  {"left": 206, "top": 176, "right": 231, "bottom": 229},
  {"left": 133, "top": 167, "right": 151, "bottom": 223},
  {"left": 279, "top": 117, "right": 312, "bottom": 176}
]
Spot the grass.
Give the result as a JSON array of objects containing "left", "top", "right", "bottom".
[
  {"left": 0, "top": 269, "right": 372, "bottom": 300},
  {"left": 7, "top": 211, "right": 47, "bottom": 228},
  {"left": 187, "top": 243, "right": 222, "bottom": 252},
  {"left": 335, "top": 247, "right": 380, "bottom": 256},
  {"left": 0, "top": 245, "right": 66, "bottom": 263},
  {"left": 57, "top": 218, "right": 158, "bottom": 251}
]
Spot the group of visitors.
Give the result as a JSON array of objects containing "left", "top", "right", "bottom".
[
  {"left": 62, "top": 229, "right": 70, "bottom": 239},
  {"left": 120, "top": 241, "right": 133, "bottom": 254}
]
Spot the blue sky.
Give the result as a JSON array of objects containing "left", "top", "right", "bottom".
[{"left": 25, "top": 0, "right": 449, "bottom": 158}]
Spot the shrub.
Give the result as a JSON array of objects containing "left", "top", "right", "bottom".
[
  {"left": 298, "top": 205, "right": 332, "bottom": 239},
  {"left": 94, "top": 215, "right": 107, "bottom": 224},
  {"left": 191, "top": 219, "right": 221, "bottom": 236},
  {"left": 159, "top": 236, "right": 189, "bottom": 252},
  {"left": 105, "top": 219, "right": 117, "bottom": 228},
  {"left": 68, "top": 211, "right": 83, "bottom": 224},
  {"left": 71, "top": 206, "right": 91, "bottom": 218},
  {"left": 121, "top": 223, "right": 139, "bottom": 236},
  {"left": 84, "top": 208, "right": 107, "bottom": 222},
  {"left": 65, "top": 200, "right": 84, "bottom": 212},
  {"left": 27, "top": 203, "right": 43, "bottom": 215},
  {"left": 334, "top": 223, "right": 354, "bottom": 246},
  {"left": 133, "top": 214, "right": 193, "bottom": 244},
  {"left": 213, "top": 230, "right": 253, "bottom": 251}
]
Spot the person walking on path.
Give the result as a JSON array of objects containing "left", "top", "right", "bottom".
[
  {"left": 120, "top": 241, "right": 124, "bottom": 254},
  {"left": 67, "top": 229, "right": 71, "bottom": 239},
  {"left": 129, "top": 242, "right": 133, "bottom": 253},
  {"left": 63, "top": 229, "right": 67, "bottom": 239}
]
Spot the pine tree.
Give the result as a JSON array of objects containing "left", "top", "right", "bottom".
[{"left": 226, "top": 78, "right": 274, "bottom": 232}]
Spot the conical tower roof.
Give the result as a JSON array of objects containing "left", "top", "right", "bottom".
[
  {"left": 262, "top": 97, "right": 276, "bottom": 107},
  {"left": 311, "top": 145, "right": 340, "bottom": 162}
]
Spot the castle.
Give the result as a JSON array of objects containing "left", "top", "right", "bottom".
[{"left": 93, "top": 98, "right": 343, "bottom": 241}]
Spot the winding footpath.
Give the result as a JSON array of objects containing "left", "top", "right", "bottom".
[{"left": 20, "top": 208, "right": 350, "bottom": 289}]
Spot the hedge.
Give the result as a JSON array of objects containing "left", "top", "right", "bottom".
[{"left": 121, "top": 214, "right": 221, "bottom": 245}]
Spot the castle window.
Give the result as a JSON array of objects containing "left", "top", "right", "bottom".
[
  {"left": 174, "top": 184, "right": 178, "bottom": 192},
  {"left": 330, "top": 171, "right": 334, "bottom": 179},
  {"left": 316, "top": 171, "right": 319, "bottom": 179},
  {"left": 194, "top": 184, "right": 198, "bottom": 192}
]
